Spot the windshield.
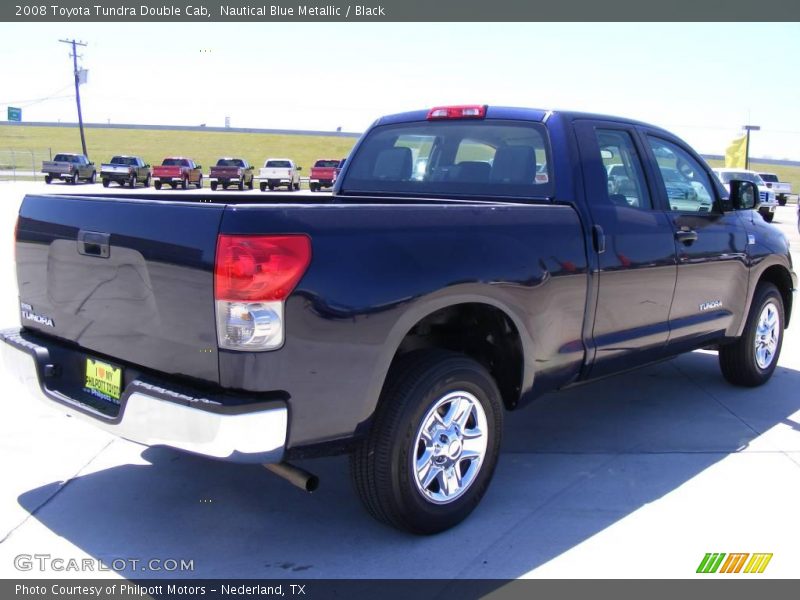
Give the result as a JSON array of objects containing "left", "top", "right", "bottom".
[
  {"left": 341, "top": 119, "right": 552, "bottom": 198},
  {"left": 162, "top": 158, "right": 189, "bottom": 166},
  {"left": 314, "top": 159, "right": 340, "bottom": 168},
  {"left": 717, "top": 171, "right": 762, "bottom": 185},
  {"left": 266, "top": 160, "right": 292, "bottom": 168},
  {"left": 759, "top": 173, "right": 778, "bottom": 183},
  {"left": 217, "top": 159, "right": 245, "bottom": 167}
]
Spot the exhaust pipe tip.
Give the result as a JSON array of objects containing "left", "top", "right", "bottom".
[{"left": 264, "top": 462, "right": 319, "bottom": 493}]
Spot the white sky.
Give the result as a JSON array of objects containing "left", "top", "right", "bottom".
[{"left": 1, "top": 22, "right": 799, "bottom": 159}]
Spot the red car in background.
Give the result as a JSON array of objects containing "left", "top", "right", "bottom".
[
  {"left": 308, "top": 158, "right": 342, "bottom": 192},
  {"left": 152, "top": 157, "right": 203, "bottom": 190}
]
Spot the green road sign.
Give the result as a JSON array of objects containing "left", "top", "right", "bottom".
[{"left": 7, "top": 107, "right": 21, "bottom": 122}]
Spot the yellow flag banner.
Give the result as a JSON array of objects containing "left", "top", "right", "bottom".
[{"left": 725, "top": 135, "right": 747, "bottom": 168}]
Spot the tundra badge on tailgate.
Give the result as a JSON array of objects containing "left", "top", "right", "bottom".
[{"left": 20, "top": 302, "right": 54, "bottom": 328}]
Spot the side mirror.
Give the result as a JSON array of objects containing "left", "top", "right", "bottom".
[
  {"left": 730, "top": 179, "right": 759, "bottom": 210},
  {"left": 197, "top": 165, "right": 202, "bottom": 170},
  {"left": 145, "top": 164, "right": 150, "bottom": 168},
  {"left": 297, "top": 166, "right": 302, "bottom": 171}
]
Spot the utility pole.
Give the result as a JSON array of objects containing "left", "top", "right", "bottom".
[
  {"left": 742, "top": 124, "right": 760, "bottom": 170},
  {"left": 59, "top": 38, "right": 88, "bottom": 158}
]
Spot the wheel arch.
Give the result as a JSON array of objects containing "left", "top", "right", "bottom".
[{"left": 364, "top": 295, "right": 534, "bottom": 422}]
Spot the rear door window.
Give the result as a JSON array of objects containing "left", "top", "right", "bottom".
[{"left": 341, "top": 120, "right": 552, "bottom": 198}]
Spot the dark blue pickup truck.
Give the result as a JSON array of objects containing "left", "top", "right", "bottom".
[{"left": 2, "top": 105, "right": 796, "bottom": 534}]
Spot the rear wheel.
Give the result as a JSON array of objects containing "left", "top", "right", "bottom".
[
  {"left": 238, "top": 178, "right": 245, "bottom": 191},
  {"left": 89, "top": 171, "right": 96, "bottom": 184},
  {"left": 102, "top": 178, "right": 109, "bottom": 188},
  {"left": 778, "top": 195, "right": 787, "bottom": 207},
  {"left": 350, "top": 350, "right": 503, "bottom": 534},
  {"left": 196, "top": 175, "right": 203, "bottom": 189},
  {"left": 70, "top": 173, "right": 78, "bottom": 185},
  {"left": 181, "top": 177, "right": 188, "bottom": 190},
  {"left": 719, "top": 283, "right": 784, "bottom": 387},
  {"left": 211, "top": 181, "right": 218, "bottom": 191},
  {"left": 144, "top": 174, "right": 151, "bottom": 188},
  {"left": 260, "top": 182, "right": 267, "bottom": 192},
  {"left": 44, "top": 175, "right": 52, "bottom": 184},
  {"left": 762, "top": 211, "right": 774, "bottom": 223},
  {"left": 154, "top": 181, "right": 162, "bottom": 190},
  {"left": 129, "top": 174, "right": 136, "bottom": 188},
  {"left": 248, "top": 177, "right": 254, "bottom": 190}
]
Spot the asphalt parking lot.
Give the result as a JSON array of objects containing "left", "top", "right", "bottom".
[{"left": 0, "top": 181, "right": 798, "bottom": 579}]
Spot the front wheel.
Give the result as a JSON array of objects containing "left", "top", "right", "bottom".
[
  {"left": 719, "top": 283, "right": 784, "bottom": 387},
  {"left": 350, "top": 350, "right": 503, "bottom": 535}
]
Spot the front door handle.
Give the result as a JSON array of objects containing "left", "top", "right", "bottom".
[{"left": 675, "top": 228, "right": 698, "bottom": 245}]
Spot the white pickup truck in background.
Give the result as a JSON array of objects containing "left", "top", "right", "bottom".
[
  {"left": 259, "top": 158, "right": 302, "bottom": 192},
  {"left": 758, "top": 172, "right": 793, "bottom": 206}
]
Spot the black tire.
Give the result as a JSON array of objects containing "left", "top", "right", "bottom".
[
  {"left": 70, "top": 173, "right": 78, "bottom": 185},
  {"left": 248, "top": 177, "right": 254, "bottom": 190},
  {"left": 89, "top": 171, "right": 96, "bottom": 184},
  {"left": 777, "top": 195, "right": 787, "bottom": 207},
  {"left": 197, "top": 175, "right": 203, "bottom": 189},
  {"left": 310, "top": 183, "right": 318, "bottom": 192},
  {"left": 129, "top": 174, "right": 136, "bottom": 189},
  {"left": 260, "top": 182, "right": 267, "bottom": 192},
  {"left": 294, "top": 181, "right": 300, "bottom": 191},
  {"left": 144, "top": 174, "right": 151, "bottom": 188},
  {"left": 154, "top": 181, "right": 162, "bottom": 190},
  {"left": 102, "top": 178, "right": 109, "bottom": 188},
  {"left": 238, "top": 178, "right": 245, "bottom": 191},
  {"left": 222, "top": 183, "right": 228, "bottom": 190},
  {"left": 182, "top": 177, "right": 188, "bottom": 190},
  {"left": 719, "top": 283, "right": 784, "bottom": 387},
  {"left": 350, "top": 350, "right": 503, "bottom": 535},
  {"left": 762, "top": 211, "right": 775, "bottom": 223},
  {"left": 44, "top": 175, "right": 52, "bottom": 184},
  {"left": 211, "top": 182, "right": 218, "bottom": 191}
]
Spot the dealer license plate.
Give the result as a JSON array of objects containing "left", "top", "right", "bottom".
[{"left": 84, "top": 358, "right": 122, "bottom": 403}]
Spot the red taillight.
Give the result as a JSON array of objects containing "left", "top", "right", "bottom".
[
  {"left": 427, "top": 105, "right": 487, "bottom": 120},
  {"left": 214, "top": 235, "right": 311, "bottom": 302}
]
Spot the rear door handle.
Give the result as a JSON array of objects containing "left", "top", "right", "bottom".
[
  {"left": 675, "top": 229, "right": 698, "bottom": 245},
  {"left": 77, "top": 230, "right": 110, "bottom": 258}
]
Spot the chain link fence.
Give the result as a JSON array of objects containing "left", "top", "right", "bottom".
[{"left": 0, "top": 149, "right": 53, "bottom": 182}]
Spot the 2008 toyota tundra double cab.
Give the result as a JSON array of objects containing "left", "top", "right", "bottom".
[{"left": 2, "top": 105, "right": 796, "bottom": 535}]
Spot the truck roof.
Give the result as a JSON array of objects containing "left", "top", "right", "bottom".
[{"left": 374, "top": 105, "right": 673, "bottom": 134}]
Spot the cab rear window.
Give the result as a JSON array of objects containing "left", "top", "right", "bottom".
[{"left": 341, "top": 120, "right": 552, "bottom": 198}]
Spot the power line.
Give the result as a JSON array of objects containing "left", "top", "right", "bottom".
[
  {"left": 58, "top": 38, "right": 88, "bottom": 159},
  {"left": 1, "top": 85, "right": 74, "bottom": 106}
]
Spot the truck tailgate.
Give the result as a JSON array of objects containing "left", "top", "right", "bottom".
[{"left": 15, "top": 194, "right": 224, "bottom": 384}]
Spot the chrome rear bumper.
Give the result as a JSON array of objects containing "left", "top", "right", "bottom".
[{"left": 1, "top": 329, "right": 287, "bottom": 464}]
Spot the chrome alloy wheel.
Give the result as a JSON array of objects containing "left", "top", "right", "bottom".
[
  {"left": 412, "top": 390, "right": 488, "bottom": 505},
  {"left": 754, "top": 301, "right": 781, "bottom": 370}
]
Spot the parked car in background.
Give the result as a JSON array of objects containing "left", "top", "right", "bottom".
[
  {"left": 758, "top": 172, "right": 792, "bottom": 206},
  {"left": 100, "top": 156, "right": 151, "bottom": 188},
  {"left": 152, "top": 157, "right": 203, "bottom": 190},
  {"left": 712, "top": 168, "right": 777, "bottom": 222},
  {"left": 42, "top": 153, "right": 96, "bottom": 185},
  {"left": 259, "top": 158, "right": 301, "bottom": 192},
  {"left": 209, "top": 158, "right": 254, "bottom": 191},
  {"left": 308, "top": 159, "right": 341, "bottom": 192}
]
